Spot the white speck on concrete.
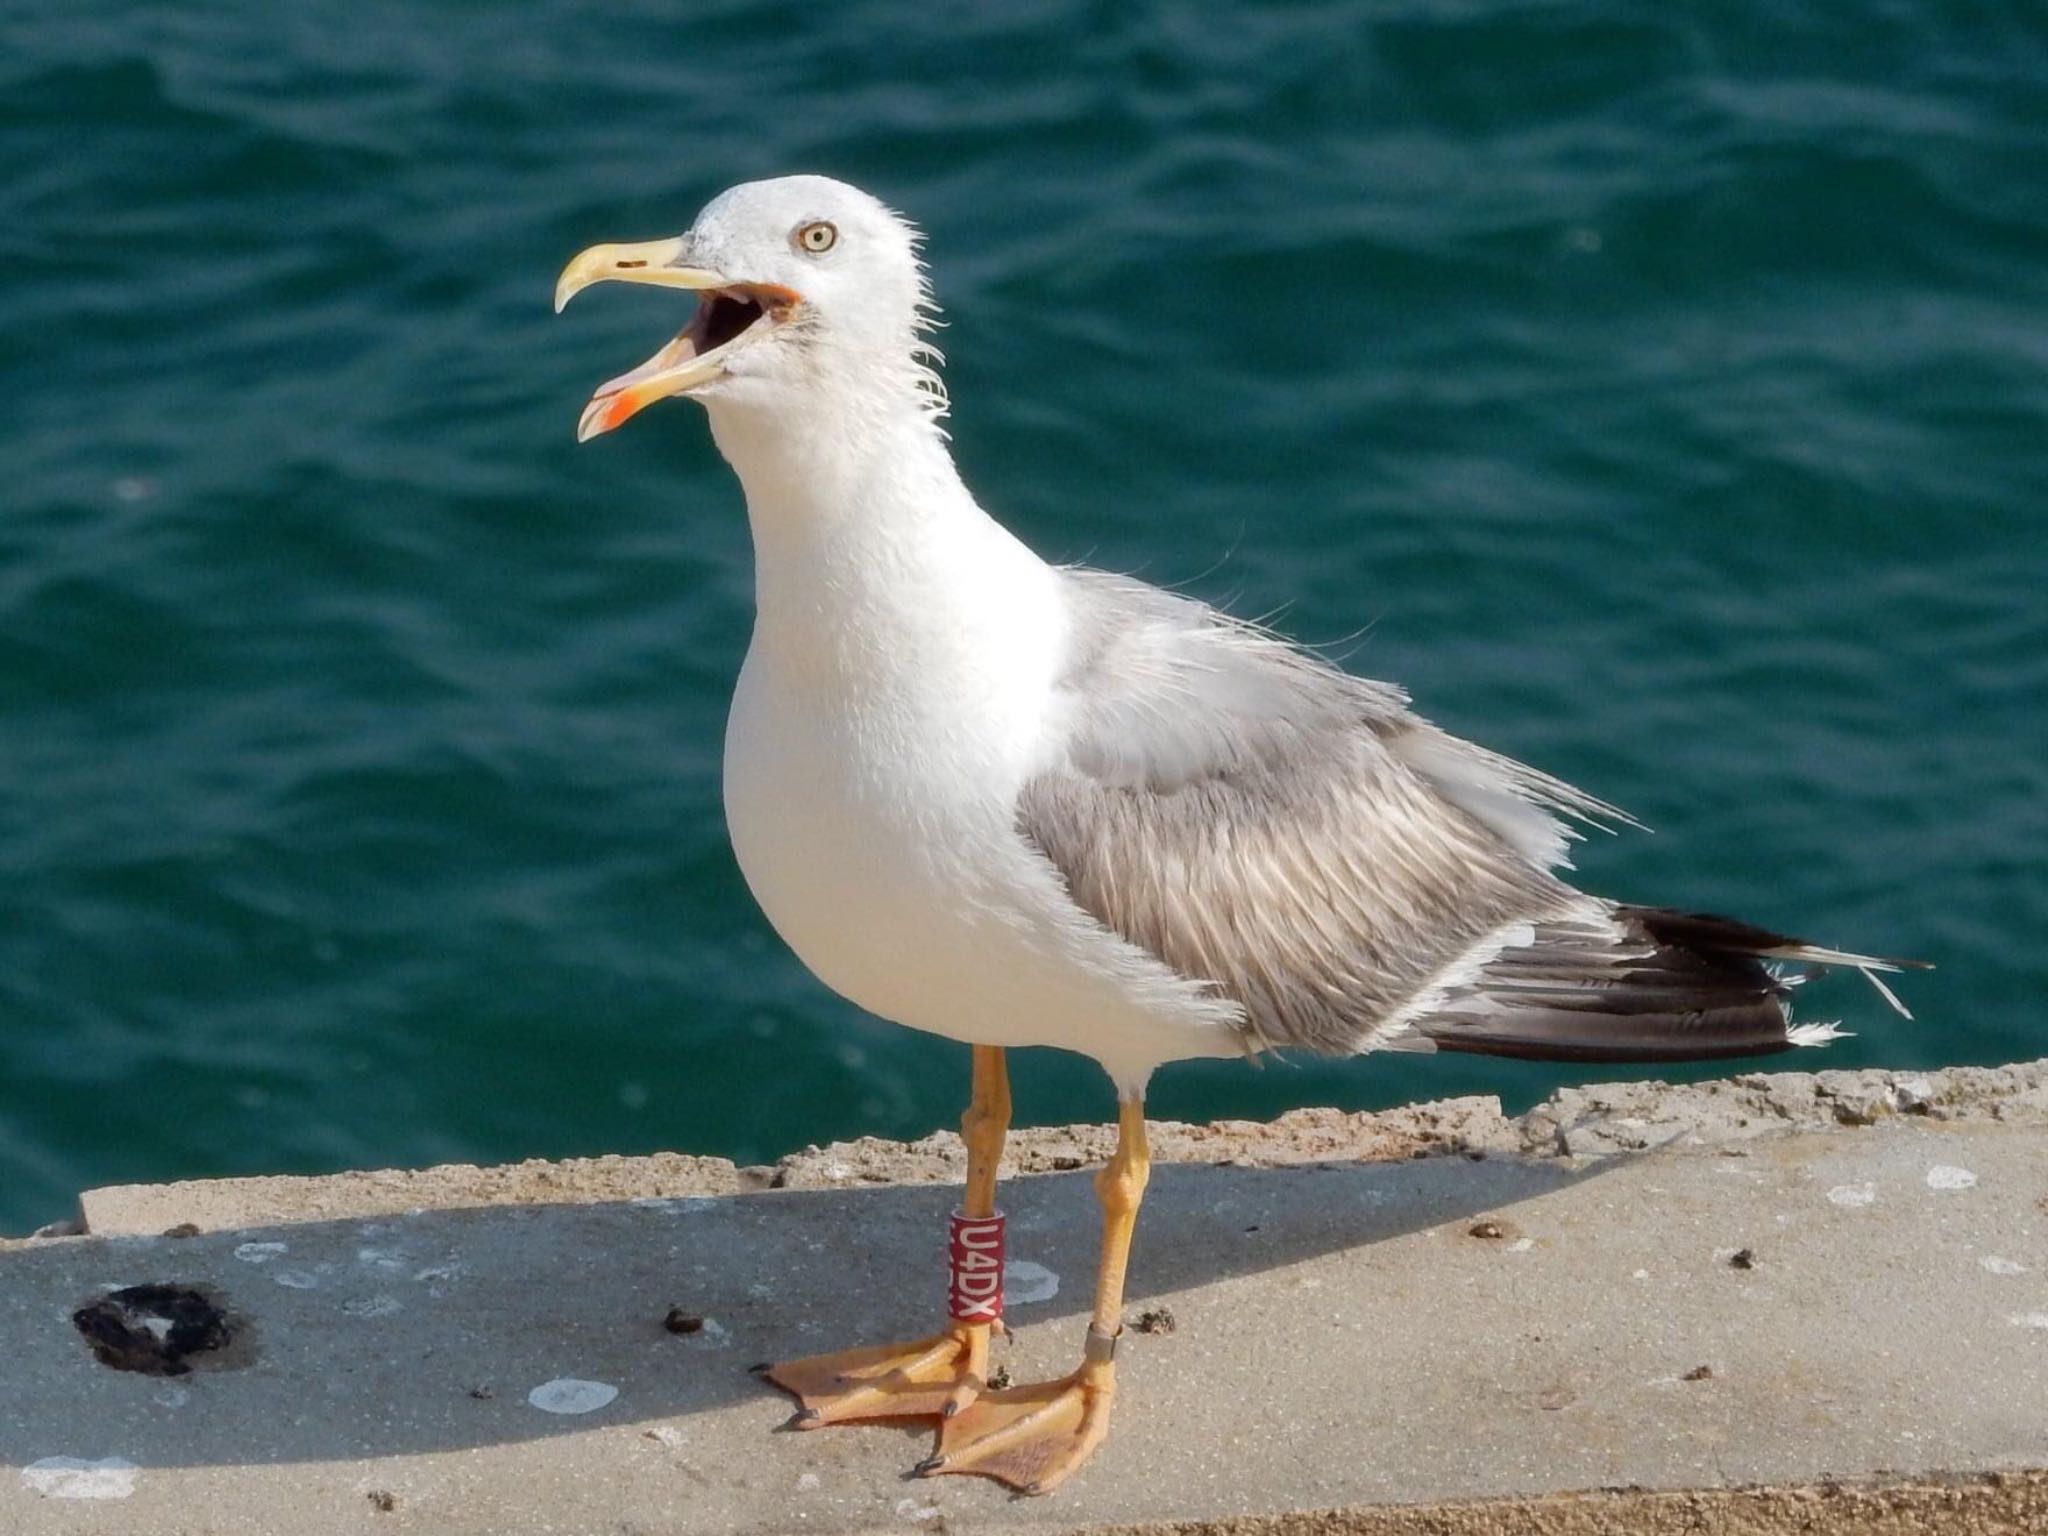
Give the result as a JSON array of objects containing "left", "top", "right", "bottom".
[
  {"left": 1507, "top": 1237, "right": 1535, "bottom": 1253},
  {"left": 234, "top": 1241, "right": 287, "bottom": 1264},
  {"left": 152, "top": 1385, "right": 190, "bottom": 1409},
  {"left": 527, "top": 1378, "right": 618, "bottom": 1414},
  {"left": 342, "top": 1295, "right": 403, "bottom": 1318},
  {"left": 357, "top": 1247, "right": 408, "bottom": 1271},
  {"left": 1826, "top": 1183, "right": 1877, "bottom": 1208},
  {"left": 1005, "top": 1260, "right": 1060, "bottom": 1304},
  {"left": 1632, "top": 1269, "right": 1649, "bottom": 1280},
  {"left": 2008, "top": 1313, "right": 2048, "bottom": 1330},
  {"left": 22, "top": 1457, "right": 139, "bottom": 1500},
  {"left": 895, "top": 1494, "right": 942, "bottom": 1524},
  {"left": 1979, "top": 1256, "right": 2027, "bottom": 1276},
  {"left": 797, "top": 1471, "right": 821, "bottom": 1491},
  {"left": 1926, "top": 1165, "right": 1977, "bottom": 1191},
  {"left": 412, "top": 1263, "right": 464, "bottom": 1284},
  {"left": 643, "top": 1425, "right": 685, "bottom": 1448},
  {"left": 271, "top": 1269, "right": 320, "bottom": 1290}
]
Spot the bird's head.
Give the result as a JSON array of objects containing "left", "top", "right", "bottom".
[{"left": 555, "top": 175, "right": 944, "bottom": 441}]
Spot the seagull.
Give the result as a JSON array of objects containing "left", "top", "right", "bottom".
[{"left": 554, "top": 175, "right": 1921, "bottom": 1495}]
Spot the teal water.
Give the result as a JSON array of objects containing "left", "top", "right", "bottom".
[{"left": 3, "top": 4, "right": 2043, "bottom": 1234}]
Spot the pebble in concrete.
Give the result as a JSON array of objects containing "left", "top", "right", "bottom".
[
  {"left": 526, "top": 1378, "right": 618, "bottom": 1414},
  {"left": 20, "top": 1457, "right": 139, "bottom": 1500},
  {"left": 1826, "top": 1182, "right": 1877, "bottom": 1207},
  {"left": 673, "top": 1318, "right": 731, "bottom": 1349},
  {"left": 232, "top": 1241, "right": 286, "bottom": 1264},
  {"left": 1926, "top": 1165, "right": 1978, "bottom": 1191}
]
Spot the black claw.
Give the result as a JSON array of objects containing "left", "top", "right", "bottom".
[
  {"left": 747, "top": 1361, "right": 773, "bottom": 1376},
  {"left": 1023, "top": 1481, "right": 1045, "bottom": 1497},
  {"left": 787, "top": 1408, "right": 822, "bottom": 1429},
  {"left": 913, "top": 1454, "right": 946, "bottom": 1476},
  {"left": 941, "top": 1400, "right": 958, "bottom": 1419}
]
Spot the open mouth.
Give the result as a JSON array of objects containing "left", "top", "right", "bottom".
[
  {"left": 578, "top": 282, "right": 798, "bottom": 440},
  {"left": 554, "top": 236, "right": 804, "bottom": 441},
  {"left": 699, "top": 289, "right": 774, "bottom": 351}
]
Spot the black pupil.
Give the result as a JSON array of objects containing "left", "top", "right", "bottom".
[{"left": 703, "top": 294, "right": 763, "bottom": 350}]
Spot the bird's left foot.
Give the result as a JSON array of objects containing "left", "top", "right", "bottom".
[{"left": 914, "top": 1353, "right": 1114, "bottom": 1496}]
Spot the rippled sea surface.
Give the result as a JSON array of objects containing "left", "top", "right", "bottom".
[{"left": 3, "top": 3, "right": 2042, "bottom": 1230}]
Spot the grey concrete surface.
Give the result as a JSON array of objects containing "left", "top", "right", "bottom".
[{"left": 4, "top": 1062, "right": 2046, "bottom": 1534}]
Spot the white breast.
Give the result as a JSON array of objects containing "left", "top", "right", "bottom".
[{"left": 718, "top": 460, "right": 1239, "bottom": 1088}]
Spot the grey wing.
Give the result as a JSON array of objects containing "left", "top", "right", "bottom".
[{"left": 1018, "top": 569, "right": 1628, "bottom": 1055}]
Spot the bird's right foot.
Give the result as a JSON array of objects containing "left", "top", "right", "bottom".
[{"left": 757, "top": 1323, "right": 998, "bottom": 1426}]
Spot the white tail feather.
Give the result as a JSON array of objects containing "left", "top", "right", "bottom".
[
  {"left": 1771, "top": 942, "right": 1902, "bottom": 972},
  {"left": 1859, "top": 967, "right": 1912, "bottom": 1020},
  {"left": 1787, "top": 1021, "right": 1851, "bottom": 1048}
]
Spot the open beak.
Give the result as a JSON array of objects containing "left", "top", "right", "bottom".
[{"left": 554, "top": 236, "right": 800, "bottom": 441}]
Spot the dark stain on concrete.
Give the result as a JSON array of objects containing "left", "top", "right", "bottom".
[{"left": 72, "top": 1283, "right": 244, "bottom": 1376}]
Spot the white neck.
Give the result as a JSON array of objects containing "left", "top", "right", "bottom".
[
  {"left": 703, "top": 385, "right": 1061, "bottom": 710},
  {"left": 705, "top": 383, "right": 955, "bottom": 547}
]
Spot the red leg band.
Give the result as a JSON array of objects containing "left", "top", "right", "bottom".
[{"left": 947, "top": 1208, "right": 1005, "bottom": 1323}]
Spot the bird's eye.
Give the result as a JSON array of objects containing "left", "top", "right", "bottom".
[{"left": 795, "top": 220, "right": 838, "bottom": 254}]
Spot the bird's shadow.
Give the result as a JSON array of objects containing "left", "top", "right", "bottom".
[{"left": 2, "top": 1147, "right": 1615, "bottom": 1470}]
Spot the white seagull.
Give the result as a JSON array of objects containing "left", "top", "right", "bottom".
[{"left": 554, "top": 175, "right": 1921, "bottom": 1494}]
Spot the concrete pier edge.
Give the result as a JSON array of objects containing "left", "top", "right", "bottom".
[{"left": 6, "top": 1059, "right": 2045, "bottom": 1534}]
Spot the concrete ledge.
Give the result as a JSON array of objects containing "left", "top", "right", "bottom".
[
  {"left": 62, "top": 1059, "right": 2048, "bottom": 1238},
  {"left": 5, "top": 1062, "right": 2046, "bottom": 1534}
]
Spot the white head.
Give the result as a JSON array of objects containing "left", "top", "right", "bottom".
[{"left": 555, "top": 175, "right": 944, "bottom": 441}]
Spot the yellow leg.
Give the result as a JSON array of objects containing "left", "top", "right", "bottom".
[
  {"left": 757, "top": 1046, "right": 1011, "bottom": 1425},
  {"left": 920, "top": 1094, "right": 1151, "bottom": 1495}
]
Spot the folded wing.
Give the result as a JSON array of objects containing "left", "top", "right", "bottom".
[{"left": 1018, "top": 569, "right": 1913, "bottom": 1062}]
